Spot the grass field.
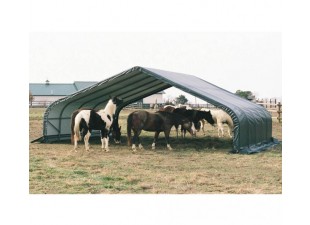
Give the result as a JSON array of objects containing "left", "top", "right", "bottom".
[{"left": 29, "top": 108, "right": 282, "bottom": 194}]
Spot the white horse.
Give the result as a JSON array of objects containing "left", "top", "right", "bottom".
[
  {"left": 71, "top": 96, "right": 123, "bottom": 152},
  {"left": 200, "top": 108, "right": 233, "bottom": 138}
]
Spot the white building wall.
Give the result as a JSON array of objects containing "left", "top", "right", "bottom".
[
  {"left": 31, "top": 96, "right": 66, "bottom": 106},
  {"left": 143, "top": 94, "right": 164, "bottom": 104}
]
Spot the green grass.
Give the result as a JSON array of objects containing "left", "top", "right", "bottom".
[{"left": 29, "top": 108, "right": 282, "bottom": 194}]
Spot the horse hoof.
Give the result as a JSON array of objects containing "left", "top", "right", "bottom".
[{"left": 105, "top": 149, "right": 110, "bottom": 152}]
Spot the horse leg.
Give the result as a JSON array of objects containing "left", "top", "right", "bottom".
[
  {"left": 105, "top": 134, "right": 110, "bottom": 152},
  {"left": 201, "top": 120, "right": 206, "bottom": 136},
  {"left": 73, "top": 134, "right": 79, "bottom": 152},
  {"left": 218, "top": 122, "right": 224, "bottom": 137},
  {"left": 164, "top": 129, "right": 173, "bottom": 150},
  {"left": 152, "top": 131, "right": 160, "bottom": 150},
  {"left": 136, "top": 130, "right": 143, "bottom": 150},
  {"left": 101, "top": 128, "right": 110, "bottom": 152},
  {"left": 73, "top": 128, "right": 84, "bottom": 152},
  {"left": 74, "top": 133, "right": 80, "bottom": 152},
  {"left": 175, "top": 125, "right": 179, "bottom": 139},
  {"left": 100, "top": 131, "right": 104, "bottom": 150},
  {"left": 181, "top": 126, "right": 185, "bottom": 138},
  {"left": 227, "top": 126, "right": 233, "bottom": 138},
  {"left": 191, "top": 123, "right": 197, "bottom": 137},
  {"left": 132, "top": 130, "right": 139, "bottom": 152},
  {"left": 84, "top": 130, "right": 91, "bottom": 151}
]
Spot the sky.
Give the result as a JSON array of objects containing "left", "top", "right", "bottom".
[{"left": 29, "top": 32, "right": 281, "bottom": 102}]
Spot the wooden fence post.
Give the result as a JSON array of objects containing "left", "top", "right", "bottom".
[{"left": 277, "top": 102, "right": 282, "bottom": 123}]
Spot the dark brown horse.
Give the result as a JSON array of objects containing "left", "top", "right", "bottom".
[
  {"left": 173, "top": 108, "right": 215, "bottom": 137},
  {"left": 127, "top": 110, "right": 193, "bottom": 152}
]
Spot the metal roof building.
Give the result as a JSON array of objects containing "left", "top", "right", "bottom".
[
  {"left": 29, "top": 81, "right": 98, "bottom": 96},
  {"left": 36, "top": 66, "right": 278, "bottom": 153}
]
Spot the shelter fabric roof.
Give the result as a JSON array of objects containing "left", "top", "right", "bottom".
[{"left": 39, "top": 66, "right": 278, "bottom": 153}]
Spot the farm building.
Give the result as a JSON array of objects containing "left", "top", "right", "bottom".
[
  {"left": 29, "top": 80, "right": 165, "bottom": 107},
  {"left": 34, "top": 66, "right": 278, "bottom": 154},
  {"left": 29, "top": 81, "right": 97, "bottom": 107},
  {"left": 141, "top": 91, "right": 165, "bottom": 104}
]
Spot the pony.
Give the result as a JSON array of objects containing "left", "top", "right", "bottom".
[
  {"left": 173, "top": 108, "right": 215, "bottom": 137},
  {"left": 127, "top": 110, "right": 193, "bottom": 152},
  {"left": 200, "top": 108, "right": 233, "bottom": 138},
  {"left": 70, "top": 96, "right": 123, "bottom": 152}
]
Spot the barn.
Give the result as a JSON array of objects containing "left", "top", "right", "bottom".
[
  {"left": 29, "top": 81, "right": 97, "bottom": 107},
  {"left": 35, "top": 66, "right": 278, "bottom": 154}
]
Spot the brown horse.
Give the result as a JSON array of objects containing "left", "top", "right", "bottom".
[
  {"left": 158, "top": 105, "right": 176, "bottom": 113},
  {"left": 127, "top": 110, "right": 193, "bottom": 152}
]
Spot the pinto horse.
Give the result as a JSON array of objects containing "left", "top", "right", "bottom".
[
  {"left": 71, "top": 108, "right": 121, "bottom": 144},
  {"left": 173, "top": 108, "right": 215, "bottom": 137},
  {"left": 127, "top": 110, "right": 193, "bottom": 152},
  {"left": 200, "top": 108, "right": 233, "bottom": 138},
  {"left": 70, "top": 96, "right": 123, "bottom": 152}
]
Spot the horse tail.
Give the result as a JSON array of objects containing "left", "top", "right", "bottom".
[
  {"left": 71, "top": 111, "right": 78, "bottom": 144},
  {"left": 71, "top": 111, "right": 82, "bottom": 144},
  {"left": 127, "top": 113, "right": 133, "bottom": 146}
]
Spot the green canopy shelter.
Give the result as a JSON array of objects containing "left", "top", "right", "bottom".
[{"left": 35, "top": 66, "right": 278, "bottom": 153}]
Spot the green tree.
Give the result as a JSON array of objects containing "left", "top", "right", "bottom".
[
  {"left": 175, "top": 94, "right": 188, "bottom": 104},
  {"left": 235, "top": 90, "right": 254, "bottom": 100}
]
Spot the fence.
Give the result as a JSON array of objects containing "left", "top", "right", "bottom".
[
  {"left": 257, "top": 101, "right": 282, "bottom": 123},
  {"left": 30, "top": 99, "right": 282, "bottom": 123},
  {"left": 29, "top": 101, "right": 54, "bottom": 108}
]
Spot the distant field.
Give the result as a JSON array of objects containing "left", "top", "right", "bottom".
[{"left": 29, "top": 108, "right": 282, "bottom": 194}]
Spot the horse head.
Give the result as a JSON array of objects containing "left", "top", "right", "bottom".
[
  {"left": 110, "top": 125, "right": 121, "bottom": 144},
  {"left": 201, "top": 110, "right": 215, "bottom": 125},
  {"left": 111, "top": 96, "right": 123, "bottom": 106}
]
